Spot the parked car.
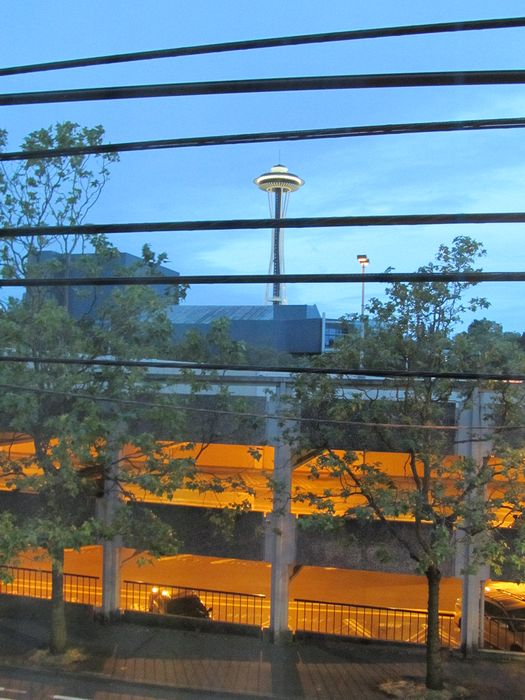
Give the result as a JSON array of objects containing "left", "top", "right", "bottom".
[
  {"left": 148, "top": 586, "right": 171, "bottom": 614},
  {"left": 455, "top": 585, "right": 525, "bottom": 652},
  {"left": 166, "top": 593, "right": 212, "bottom": 619},
  {"left": 148, "top": 587, "right": 211, "bottom": 619}
]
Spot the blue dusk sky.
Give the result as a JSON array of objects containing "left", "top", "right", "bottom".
[{"left": 1, "top": 1, "right": 524, "bottom": 331}]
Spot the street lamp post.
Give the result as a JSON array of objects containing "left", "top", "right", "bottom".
[
  {"left": 357, "top": 254, "right": 369, "bottom": 321},
  {"left": 356, "top": 254, "right": 369, "bottom": 368}
]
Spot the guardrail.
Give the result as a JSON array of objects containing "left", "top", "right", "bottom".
[
  {"left": 294, "top": 598, "right": 458, "bottom": 648},
  {"left": 484, "top": 615, "right": 525, "bottom": 651},
  {"left": 0, "top": 566, "right": 101, "bottom": 606},
  {"left": 122, "top": 579, "right": 266, "bottom": 627},
  {"left": 0, "top": 566, "right": 461, "bottom": 648}
]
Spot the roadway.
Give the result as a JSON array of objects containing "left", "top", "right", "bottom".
[{"left": 14, "top": 546, "right": 462, "bottom": 612}]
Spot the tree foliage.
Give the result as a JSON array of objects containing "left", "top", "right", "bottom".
[
  {"left": 0, "top": 124, "right": 252, "bottom": 653},
  {"left": 0, "top": 122, "right": 118, "bottom": 279},
  {"left": 292, "top": 237, "right": 525, "bottom": 690}
]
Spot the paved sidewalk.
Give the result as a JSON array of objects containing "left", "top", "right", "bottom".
[
  {"left": 93, "top": 627, "right": 525, "bottom": 699},
  {"left": 1, "top": 606, "right": 525, "bottom": 699}
]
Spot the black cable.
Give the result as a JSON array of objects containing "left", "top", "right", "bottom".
[
  {"left": 1, "top": 271, "right": 524, "bottom": 288},
  {"left": 0, "top": 354, "right": 522, "bottom": 382},
  {"left": 2, "top": 17, "right": 525, "bottom": 77},
  {"left": 3, "top": 212, "right": 525, "bottom": 238},
  {"left": 3, "top": 117, "right": 525, "bottom": 162},
  {"left": 3, "top": 70, "right": 525, "bottom": 107}
]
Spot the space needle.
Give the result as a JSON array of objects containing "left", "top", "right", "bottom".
[{"left": 254, "top": 165, "right": 304, "bottom": 305}]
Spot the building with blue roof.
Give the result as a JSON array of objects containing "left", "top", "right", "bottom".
[
  {"left": 37, "top": 251, "right": 344, "bottom": 355},
  {"left": 169, "top": 304, "right": 325, "bottom": 355}
]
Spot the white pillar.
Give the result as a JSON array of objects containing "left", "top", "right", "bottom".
[
  {"left": 455, "top": 389, "right": 492, "bottom": 655},
  {"left": 265, "top": 381, "right": 296, "bottom": 643},
  {"left": 97, "top": 450, "right": 122, "bottom": 619},
  {"left": 455, "top": 536, "right": 487, "bottom": 654}
]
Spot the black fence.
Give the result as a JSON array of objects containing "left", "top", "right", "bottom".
[
  {"left": 483, "top": 615, "right": 525, "bottom": 652},
  {"left": 1, "top": 566, "right": 469, "bottom": 649},
  {"left": 293, "top": 598, "right": 458, "bottom": 648},
  {"left": 122, "top": 579, "right": 266, "bottom": 627},
  {"left": 0, "top": 565, "right": 100, "bottom": 606}
]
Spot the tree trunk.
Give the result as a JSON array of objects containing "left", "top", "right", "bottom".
[
  {"left": 425, "top": 565, "right": 443, "bottom": 690},
  {"left": 50, "top": 549, "right": 67, "bottom": 654}
]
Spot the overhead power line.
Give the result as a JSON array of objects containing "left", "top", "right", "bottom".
[
  {"left": 2, "top": 271, "right": 525, "bottom": 288},
  {"left": 0, "top": 355, "right": 523, "bottom": 382},
  {"left": 3, "top": 70, "right": 525, "bottom": 106},
  {"left": 3, "top": 212, "right": 525, "bottom": 237},
  {"left": 3, "top": 117, "right": 525, "bottom": 162},
  {"left": 2, "top": 17, "right": 524, "bottom": 76}
]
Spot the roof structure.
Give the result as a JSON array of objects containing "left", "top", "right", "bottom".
[
  {"left": 169, "top": 304, "right": 324, "bottom": 354},
  {"left": 168, "top": 304, "right": 321, "bottom": 323}
]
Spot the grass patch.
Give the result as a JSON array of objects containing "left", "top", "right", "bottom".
[
  {"left": 380, "top": 679, "right": 471, "bottom": 699},
  {"left": 29, "top": 647, "right": 89, "bottom": 668}
]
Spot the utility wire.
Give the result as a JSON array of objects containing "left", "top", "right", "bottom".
[
  {"left": 2, "top": 17, "right": 524, "bottom": 77},
  {"left": 0, "top": 381, "right": 514, "bottom": 433},
  {"left": 3, "top": 117, "right": 525, "bottom": 162},
  {"left": 0, "top": 355, "right": 522, "bottom": 382},
  {"left": 3, "top": 212, "right": 525, "bottom": 238},
  {"left": 1, "top": 272, "right": 524, "bottom": 288},
  {"left": 3, "top": 70, "right": 525, "bottom": 106}
]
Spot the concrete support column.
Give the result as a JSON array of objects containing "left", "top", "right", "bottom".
[
  {"left": 455, "top": 536, "right": 487, "bottom": 653},
  {"left": 455, "top": 389, "right": 492, "bottom": 655},
  {"left": 265, "top": 381, "right": 296, "bottom": 644},
  {"left": 97, "top": 449, "right": 122, "bottom": 619}
]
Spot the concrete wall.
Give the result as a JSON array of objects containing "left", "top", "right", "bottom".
[
  {"left": 296, "top": 518, "right": 455, "bottom": 576},
  {"left": 141, "top": 504, "right": 266, "bottom": 561},
  {"left": 141, "top": 504, "right": 456, "bottom": 576}
]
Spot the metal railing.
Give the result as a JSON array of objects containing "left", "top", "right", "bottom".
[
  {"left": 293, "top": 598, "right": 458, "bottom": 648},
  {"left": 0, "top": 566, "right": 101, "bottom": 606},
  {"left": 122, "top": 579, "right": 266, "bottom": 627},
  {"left": 483, "top": 615, "right": 525, "bottom": 652},
  {"left": 0, "top": 565, "right": 464, "bottom": 649}
]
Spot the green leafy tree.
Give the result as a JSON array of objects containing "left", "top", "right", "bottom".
[
  {"left": 172, "top": 318, "right": 263, "bottom": 533},
  {"left": 292, "top": 237, "right": 525, "bottom": 690},
  {"left": 0, "top": 122, "right": 117, "bottom": 281},
  {"left": 0, "top": 124, "right": 249, "bottom": 653}
]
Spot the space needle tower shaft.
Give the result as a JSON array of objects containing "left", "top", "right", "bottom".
[{"left": 254, "top": 165, "right": 304, "bottom": 305}]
